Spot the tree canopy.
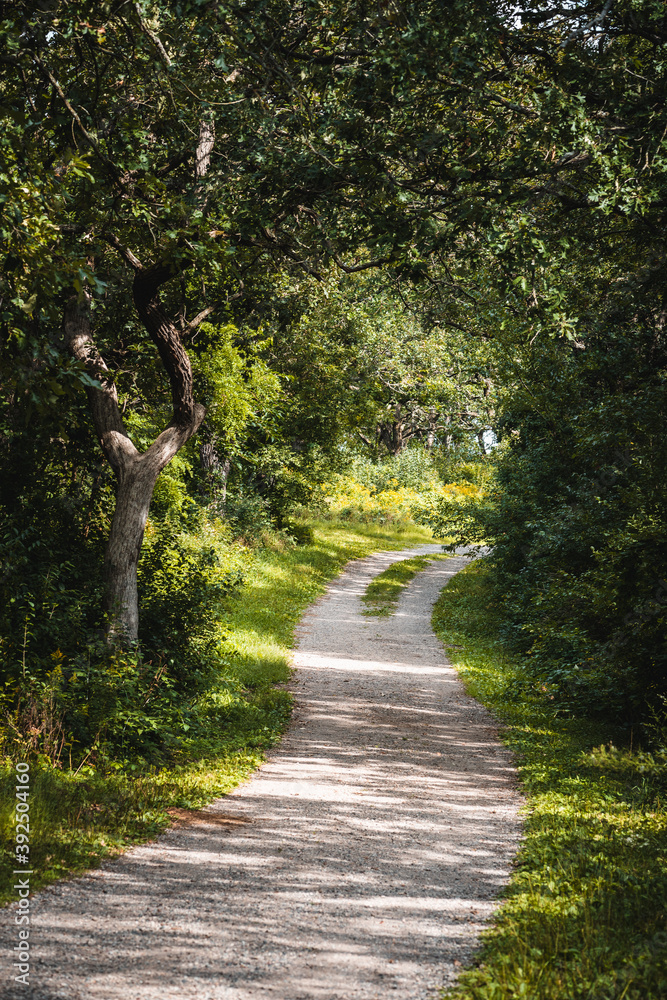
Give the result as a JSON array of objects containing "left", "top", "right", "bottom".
[{"left": 1, "top": 0, "right": 666, "bottom": 735}]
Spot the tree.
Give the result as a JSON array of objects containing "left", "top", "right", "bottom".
[
  {"left": 1, "top": 3, "right": 228, "bottom": 641},
  {"left": 4, "top": 0, "right": 520, "bottom": 643},
  {"left": 433, "top": 0, "right": 667, "bottom": 720},
  {"left": 14, "top": 0, "right": 661, "bottom": 651},
  {"left": 62, "top": 276, "right": 205, "bottom": 643}
]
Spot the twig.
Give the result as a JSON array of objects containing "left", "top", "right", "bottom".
[
  {"left": 133, "top": 2, "right": 172, "bottom": 68},
  {"left": 32, "top": 54, "right": 119, "bottom": 178},
  {"left": 561, "top": 0, "right": 614, "bottom": 49}
]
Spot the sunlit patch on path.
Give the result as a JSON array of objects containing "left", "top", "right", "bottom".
[{"left": 2, "top": 546, "right": 522, "bottom": 1000}]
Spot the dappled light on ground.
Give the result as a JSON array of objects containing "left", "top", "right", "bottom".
[{"left": 7, "top": 549, "right": 521, "bottom": 1000}]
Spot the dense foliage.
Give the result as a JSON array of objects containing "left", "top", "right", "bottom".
[
  {"left": 481, "top": 328, "right": 667, "bottom": 723},
  {"left": 426, "top": 2, "right": 667, "bottom": 726},
  {"left": 2, "top": 0, "right": 667, "bottom": 745}
]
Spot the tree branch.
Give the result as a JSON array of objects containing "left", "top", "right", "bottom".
[
  {"left": 133, "top": 2, "right": 173, "bottom": 68},
  {"left": 102, "top": 232, "right": 144, "bottom": 271},
  {"left": 184, "top": 306, "right": 215, "bottom": 334},
  {"left": 561, "top": 0, "right": 614, "bottom": 49},
  {"left": 32, "top": 54, "right": 119, "bottom": 178},
  {"left": 195, "top": 119, "right": 215, "bottom": 183},
  {"left": 62, "top": 294, "right": 138, "bottom": 474},
  {"left": 132, "top": 263, "right": 205, "bottom": 435}
]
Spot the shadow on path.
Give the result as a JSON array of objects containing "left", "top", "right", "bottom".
[{"left": 1, "top": 547, "right": 522, "bottom": 1000}]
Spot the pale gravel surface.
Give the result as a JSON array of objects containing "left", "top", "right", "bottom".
[{"left": 1, "top": 545, "right": 523, "bottom": 1000}]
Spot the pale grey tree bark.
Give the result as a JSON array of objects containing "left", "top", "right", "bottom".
[{"left": 63, "top": 262, "right": 206, "bottom": 645}]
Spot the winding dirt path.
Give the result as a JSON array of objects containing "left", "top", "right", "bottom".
[{"left": 2, "top": 547, "right": 522, "bottom": 1000}]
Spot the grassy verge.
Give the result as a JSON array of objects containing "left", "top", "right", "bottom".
[
  {"left": 432, "top": 559, "right": 667, "bottom": 1000},
  {"left": 0, "top": 518, "right": 433, "bottom": 906},
  {"left": 362, "top": 553, "right": 444, "bottom": 616}
]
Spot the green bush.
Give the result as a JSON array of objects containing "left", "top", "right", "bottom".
[
  {"left": 441, "top": 326, "right": 667, "bottom": 726},
  {"left": 138, "top": 521, "right": 243, "bottom": 681},
  {"left": 218, "top": 488, "right": 274, "bottom": 540},
  {"left": 347, "top": 446, "right": 442, "bottom": 493}
]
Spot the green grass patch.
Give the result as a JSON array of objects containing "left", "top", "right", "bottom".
[
  {"left": 432, "top": 559, "right": 667, "bottom": 1000},
  {"left": 361, "top": 553, "right": 444, "bottom": 616},
  {"left": 0, "top": 518, "right": 433, "bottom": 905}
]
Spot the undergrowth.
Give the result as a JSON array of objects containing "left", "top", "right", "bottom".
[
  {"left": 362, "top": 554, "right": 443, "bottom": 616},
  {"left": 0, "top": 518, "right": 433, "bottom": 905},
  {"left": 433, "top": 559, "right": 667, "bottom": 1000}
]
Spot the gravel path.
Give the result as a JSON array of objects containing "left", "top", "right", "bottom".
[{"left": 1, "top": 546, "right": 522, "bottom": 1000}]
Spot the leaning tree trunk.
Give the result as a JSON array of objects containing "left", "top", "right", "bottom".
[
  {"left": 63, "top": 123, "right": 213, "bottom": 644},
  {"left": 63, "top": 264, "right": 205, "bottom": 645},
  {"left": 103, "top": 458, "right": 163, "bottom": 643}
]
